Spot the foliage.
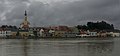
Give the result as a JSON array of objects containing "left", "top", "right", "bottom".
[
  {"left": 0, "top": 25, "right": 17, "bottom": 29},
  {"left": 16, "top": 31, "right": 20, "bottom": 36},
  {"left": 76, "top": 21, "right": 114, "bottom": 30}
]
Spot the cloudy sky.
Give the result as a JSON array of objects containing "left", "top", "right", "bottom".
[{"left": 0, "top": 0, "right": 119, "bottom": 29}]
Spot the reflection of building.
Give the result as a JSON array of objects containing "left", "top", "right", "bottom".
[
  {"left": 20, "top": 10, "right": 30, "bottom": 29},
  {"left": 51, "top": 41, "right": 114, "bottom": 56}
]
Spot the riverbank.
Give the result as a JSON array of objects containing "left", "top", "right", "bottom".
[{"left": 0, "top": 36, "right": 117, "bottom": 39}]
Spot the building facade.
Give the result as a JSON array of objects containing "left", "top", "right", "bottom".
[
  {"left": 20, "top": 10, "right": 30, "bottom": 29},
  {"left": 0, "top": 29, "right": 11, "bottom": 38}
]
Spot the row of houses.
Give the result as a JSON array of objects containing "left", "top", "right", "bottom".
[
  {"left": 76, "top": 30, "right": 120, "bottom": 37},
  {"left": 0, "top": 26, "right": 79, "bottom": 38},
  {"left": 0, "top": 26, "right": 120, "bottom": 38},
  {"left": 1, "top": 11, "right": 119, "bottom": 38}
]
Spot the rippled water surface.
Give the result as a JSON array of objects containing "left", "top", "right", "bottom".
[{"left": 0, "top": 38, "right": 120, "bottom": 56}]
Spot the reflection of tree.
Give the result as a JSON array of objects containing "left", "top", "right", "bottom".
[{"left": 87, "top": 42, "right": 114, "bottom": 56}]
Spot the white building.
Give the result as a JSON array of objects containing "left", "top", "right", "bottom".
[
  {"left": 0, "top": 30, "right": 11, "bottom": 37},
  {"left": 49, "top": 29, "right": 55, "bottom": 33},
  {"left": 87, "top": 30, "right": 97, "bottom": 37},
  {"left": 108, "top": 32, "right": 120, "bottom": 37},
  {"left": 39, "top": 29, "right": 44, "bottom": 37}
]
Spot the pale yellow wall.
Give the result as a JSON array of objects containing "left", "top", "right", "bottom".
[
  {"left": 19, "top": 32, "right": 29, "bottom": 37},
  {"left": 11, "top": 32, "right": 30, "bottom": 37},
  {"left": 54, "top": 31, "right": 65, "bottom": 37},
  {"left": 11, "top": 32, "right": 17, "bottom": 37}
]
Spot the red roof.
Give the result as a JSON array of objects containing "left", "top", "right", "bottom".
[{"left": 49, "top": 26, "right": 71, "bottom": 31}]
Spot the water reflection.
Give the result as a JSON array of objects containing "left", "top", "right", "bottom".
[
  {"left": 87, "top": 42, "right": 113, "bottom": 56},
  {"left": 0, "top": 39, "right": 114, "bottom": 56}
]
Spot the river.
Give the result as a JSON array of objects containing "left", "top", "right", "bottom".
[{"left": 0, "top": 38, "right": 120, "bottom": 56}]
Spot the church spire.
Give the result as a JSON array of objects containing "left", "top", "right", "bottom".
[
  {"left": 20, "top": 10, "right": 30, "bottom": 29},
  {"left": 24, "top": 10, "right": 27, "bottom": 16},
  {"left": 24, "top": 10, "right": 28, "bottom": 21}
]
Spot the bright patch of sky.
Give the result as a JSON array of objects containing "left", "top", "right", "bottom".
[{"left": 29, "top": 0, "right": 81, "bottom": 4}]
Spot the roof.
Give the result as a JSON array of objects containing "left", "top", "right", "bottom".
[
  {"left": 11, "top": 29, "right": 29, "bottom": 32},
  {"left": 19, "top": 30, "right": 29, "bottom": 32}
]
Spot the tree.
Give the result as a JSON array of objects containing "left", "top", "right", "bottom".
[
  {"left": 86, "top": 21, "right": 114, "bottom": 30},
  {"left": 76, "top": 25, "right": 88, "bottom": 30},
  {"left": 16, "top": 31, "right": 20, "bottom": 36},
  {"left": 77, "top": 21, "right": 114, "bottom": 30}
]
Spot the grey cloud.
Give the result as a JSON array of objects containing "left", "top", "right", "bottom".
[{"left": 0, "top": 0, "right": 120, "bottom": 29}]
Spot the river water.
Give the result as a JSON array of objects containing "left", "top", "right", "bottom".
[{"left": 0, "top": 38, "right": 120, "bottom": 56}]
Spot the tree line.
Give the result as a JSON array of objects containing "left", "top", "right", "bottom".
[
  {"left": 0, "top": 25, "right": 17, "bottom": 29},
  {"left": 76, "top": 21, "right": 114, "bottom": 30}
]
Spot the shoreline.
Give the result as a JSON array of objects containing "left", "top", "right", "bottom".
[{"left": 0, "top": 36, "right": 118, "bottom": 39}]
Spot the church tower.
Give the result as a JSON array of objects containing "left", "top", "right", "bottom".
[{"left": 20, "top": 10, "right": 30, "bottom": 29}]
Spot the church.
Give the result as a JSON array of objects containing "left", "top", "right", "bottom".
[
  {"left": 11, "top": 10, "right": 30, "bottom": 38},
  {"left": 20, "top": 10, "right": 30, "bottom": 29}
]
